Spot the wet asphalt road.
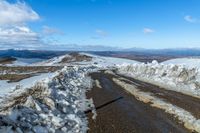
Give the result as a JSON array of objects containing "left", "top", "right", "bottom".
[
  {"left": 86, "top": 71, "right": 192, "bottom": 133},
  {"left": 116, "top": 73, "right": 200, "bottom": 119}
]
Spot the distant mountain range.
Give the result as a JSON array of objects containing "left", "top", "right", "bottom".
[
  {"left": 0, "top": 49, "right": 68, "bottom": 59},
  {"left": 46, "top": 44, "right": 200, "bottom": 56},
  {"left": 1, "top": 48, "right": 200, "bottom": 59}
]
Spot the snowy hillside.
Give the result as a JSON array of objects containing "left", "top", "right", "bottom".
[
  {"left": 1, "top": 58, "right": 45, "bottom": 66},
  {"left": 11, "top": 58, "right": 45, "bottom": 66},
  {"left": 0, "top": 73, "right": 54, "bottom": 98},
  {"left": 78, "top": 53, "right": 140, "bottom": 67},
  {"left": 34, "top": 52, "right": 139, "bottom": 67}
]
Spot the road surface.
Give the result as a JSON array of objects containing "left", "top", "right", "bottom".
[{"left": 86, "top": 71, "right": 198, "bottom": 133}]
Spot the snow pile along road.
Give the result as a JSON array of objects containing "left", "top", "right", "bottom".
[
  {"left": 163, "top": 58, "right": 200, "bottom": 68},
  {"left": 0, "top": 66, "right": 95, "bottom": 133},
  {"left": 117, "top": 61, "right": 200, "bottom": 98}
]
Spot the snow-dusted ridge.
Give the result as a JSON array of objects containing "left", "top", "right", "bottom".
[
  {"left": 33, "top": 52, "right": 140, "bottom": 67},
  {"left": 33, "top": 55, "right": 69, "bottom": 66}
]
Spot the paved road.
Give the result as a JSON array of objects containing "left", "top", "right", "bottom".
[{"left": 86, "top": 71, "right": 192, "bottom": 133}]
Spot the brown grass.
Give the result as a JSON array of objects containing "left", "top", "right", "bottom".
[
  {"left": 0, "top": 66, "right": 62, "bottom": 73},
  {"left": 59, "top": 52, "right": 92, "bottom": 63},
  {"left": 0, "top": 57, "right": 16, "bottom": 65},
  {"left": 0, "top": 66, "right": 63, "bottom": 82},
  {"left": 0, "top": 74, "right": 34, "bottom": 83}
]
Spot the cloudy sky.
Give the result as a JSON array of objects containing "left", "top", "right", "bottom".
[{"left": 1, "top": 0, "right": 200, "bottom": 50}]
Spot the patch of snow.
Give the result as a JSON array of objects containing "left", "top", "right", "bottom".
[
  {"left": 95, "top": 80, "right": 102, "bottom": 88},
  {"left": 0, "top": 73, "right": 55, "bottom": 98},
  {"left": 6, "top": 58, "right": 45, "bottom": 66},
  {"left": 33, "top": 55, "right": 70, "bottom": 66}
]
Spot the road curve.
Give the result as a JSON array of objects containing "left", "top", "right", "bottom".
[{"left": 86, "top": 71, "right": 191, "bottom": 133}]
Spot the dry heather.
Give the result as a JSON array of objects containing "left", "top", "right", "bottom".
[
  {"left": 0, "top": 57, "right": 16, "bottom": 65},
  {"left": 59, "top": 52, "right": 92, "bottom": 63},
  {"left": 0, "top": 66, "right": 63, "bottom": 82},
  {"left": 0, "top": 74, "right": 34, "bottom": 83}
]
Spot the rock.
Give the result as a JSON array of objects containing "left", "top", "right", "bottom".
[
  {"left": 43, "top": 97, "right": 55, "bottom": 109},
  {"left": 33, "top": 125, "right": 48, "bottom": 133},
  {"left": 0, "top": 126, "right": 13, "bottom": 133},
  {"left": 16, "top": 127, "right": 23, "bottom": 133}
]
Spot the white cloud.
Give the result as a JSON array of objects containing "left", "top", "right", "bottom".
[
  {"left": 0, "top": 0, "right": 43, "bottom": 49},
  {"left": 42, "top": 26, "right": 64, "bottom": 35},
  {"left": 91, "top": 29, "right": 108, "bottom": 39},
  {"left": 143, "top": 28, "right": 155, "bottom": 34},
  {"left": 0, "top": 26, "right": 42, "bottom": 47},
  {"left": 0, "top": 0, "right": 39, "bottom": 25},
  {"left": 184, "top": 15, "right": 198, "bottom": 23},
  {"left": 95, "top": 29, "right": 108, "bottom": 37}
]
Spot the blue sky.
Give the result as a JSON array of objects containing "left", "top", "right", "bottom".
[{"left": 1, "top": 0, "right": 200, "bottom": 50}]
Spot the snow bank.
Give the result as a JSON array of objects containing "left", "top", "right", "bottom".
[
  {"left": 0, "top": 66, "right": 95, "bottom": 133},
  {"left": 163, "top": 58, "right": 200, "bottom": 68},
  {"left": 117, "top": 61, "right": 200, "bottom": 98}
]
